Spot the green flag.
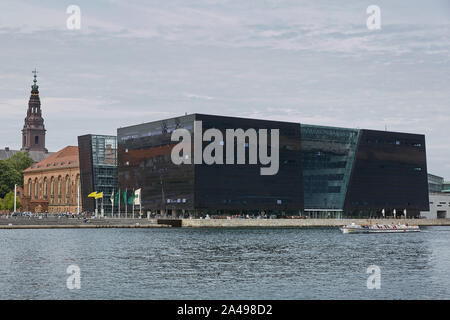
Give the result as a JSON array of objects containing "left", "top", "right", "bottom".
[
  {"left": 128, "top": 195, "right": 134, "bottom": 205},
  {"left": 115, "top": 189, "right": 120, "bottom": 203}
]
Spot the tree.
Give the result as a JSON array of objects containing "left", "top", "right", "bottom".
[
  {"left": 5, "top": 151, "right": 34, "bottom": 187},
  {"left": 0, "top": 151, "right": 33, "bottom": 198},
  {"left": 2, "top": 191, "right": 21, "bottom": 212},
  {"left": 0, "top": 160, "right": 21, "bottom": 198}
]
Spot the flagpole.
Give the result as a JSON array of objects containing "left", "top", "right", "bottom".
[
  {"left": 101, "top": 195, "right": 104, "bottom": 218},
  {"left": 118, "top": 188, "right": 121, "bottom": 218},
  {"left": 111, "top": 189, "right": 114, "bottom": 218},
  {"left": 77, "top": 183, "right": 80, "bottom": 215},
  {"left": 125, "top": 189, "right": 128, "bottom": 219},
  {"left": 132, "top": 189, "right": 135, "bottom": 219},
  {"left": 14, "top": 184, "right": 17, "bottom": 213}
]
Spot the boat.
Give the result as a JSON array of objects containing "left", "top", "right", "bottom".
[{"left": 340, "top": 222, "right": 420, "bottom": 234}]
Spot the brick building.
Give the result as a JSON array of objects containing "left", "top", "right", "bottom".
[{"left": 22, "top": 146, "right": 81, "bottom": 213}]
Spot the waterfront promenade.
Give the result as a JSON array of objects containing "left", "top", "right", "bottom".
[{"left": 1, "top": 216, "right": 450, "bottom": 229}]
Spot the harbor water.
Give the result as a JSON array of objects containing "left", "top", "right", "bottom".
[{"left": 1, "top": 226, "right": 450, "bottom": 299}]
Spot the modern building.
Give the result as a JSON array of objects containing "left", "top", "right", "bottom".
[
  {"left": 443, "top": 182, "right": 450, "bottom": 193},
  {"left": 420, "top": 193, "right": 450, "bottom": 219},
  {"left": 117, "top": 114, "right": 429, "bottom": 218},
  {"left": 22, "top": 146, "right": 81, "bottom": 213},
  {"left": 428, "top": 173, "right": 444, "bottom": 193},
  {"left": 420, "top": 174, "right": 450, "bottom": 218},
  {"left": 78, "top": 134, "right": 118, "bottom": 214},
  {"left": 118, "top": 114, "right": 302, "bottom": 217},
  {"left": 1, "top": 71, "right": 53, "bottom": 163}
]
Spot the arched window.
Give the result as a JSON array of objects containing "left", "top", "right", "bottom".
[
  {"left": 65, "top": 176, "right": 70, "bottom": 204},
  {"left": 34, "top": 178, "right": 38, "bottom": 199},
  {"left": 43, "top": 177, "right": 48, "bottom": 199},
  {"left": 50, "top": 177, "right": 55, "bottom": 204},
  {"left": 28, "top": 178, "right": 32, "bottom": 197},
  {"left": 58, "top": 176, "right": 62, "bottom": 204}
]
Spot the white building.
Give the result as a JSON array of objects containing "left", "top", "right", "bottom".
[{"left": 420, "top": 193, "right": 450, "bottom": 219}]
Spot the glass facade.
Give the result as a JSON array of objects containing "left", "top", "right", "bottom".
[
  {"left": 118, "top": 114, "right": 303, "bottom": 216},
  {"left": 344, "top": 129, "right": 429, "bottom": 217},
  {"left": 78, "top": 134, "right": 118, "bottom": 214},
  {"left": 118, "top": 115, "right": 196, "bottom": 214},
  {"left": 117, "top": 114, "right": 430, "bottom": 218},
  {"left": 194, "top": 114, "right": 303, "bottom": 215},
  {"left": 428, "top": 173, "right": 444, "bottom": 193},
  {"left": 301, "top": 124, "right": 359, "bottom": 217}
]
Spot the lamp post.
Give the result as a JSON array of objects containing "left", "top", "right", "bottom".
[{"left": 14, "top": 184, "right": 17, "bottom": 213}]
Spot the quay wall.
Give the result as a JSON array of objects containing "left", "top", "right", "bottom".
[
  {"left": 2, "top": 217, "right": 450, "bottom": 229},
  {"left": 181, "top": 218, "right": 450, "bottom": 228},
  {"left": 0, "top": 217, "right": 164, "bottom": 229}
]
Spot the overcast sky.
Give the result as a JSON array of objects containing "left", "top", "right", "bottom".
[{"left": 0, "top": 0, "right": 449, "bottom": 178}]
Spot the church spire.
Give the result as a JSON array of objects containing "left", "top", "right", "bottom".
[
  {"left": 31, "top": 68, "right": 39, "bottom": 91},
  {"left": 21, "top": 69, "right": 47, "bottom": 152}
]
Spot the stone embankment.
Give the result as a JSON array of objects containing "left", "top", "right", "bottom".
[
  {"left": 1, "top": 217, "right": 450, "bottom": 229},
  {"left": 0, "top": 217, "right": 170, "bottom": 229},
  {"left": 181, "top": 218, "right": 450, "bottom": 228}
]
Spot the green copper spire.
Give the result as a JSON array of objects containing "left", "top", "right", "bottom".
[{"left": 31, "top": 68, "right": 39, "bottom": 91}]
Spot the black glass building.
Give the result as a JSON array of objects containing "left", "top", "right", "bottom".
[
  {"left": 78, "top": 134, "right": 118, "bottom": 214},
  {"left": 118, "top": 114, "right": 303, "bottom": 217},
  {"left": 117, "top": 114, "right": 429, "bottom": 218}
]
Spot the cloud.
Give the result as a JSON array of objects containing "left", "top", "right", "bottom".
[{"left": 0, "top": 0, "right": 449, "bottom": 177}]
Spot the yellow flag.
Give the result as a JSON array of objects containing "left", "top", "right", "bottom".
[
  {"left": 88, "top": 192, "right": 97, "bottom": 198},
  {"left": 95, "top": 192, "right": 103, "bottom": 199}
]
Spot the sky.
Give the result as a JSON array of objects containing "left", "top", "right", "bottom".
[{"left": 0, "top": 0, "right": 449, "bottom": 178}]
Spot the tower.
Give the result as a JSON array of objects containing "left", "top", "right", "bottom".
[{"left": 21, "top": 69, "right": 47, "bottom": 152}]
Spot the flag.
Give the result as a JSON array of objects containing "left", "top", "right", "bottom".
[
  {"left": 110, "top": 189, "right": 115, "bottom": 205},
  {"left": 88, "top": 192, "right": 97, "bottom": 198},
  {"left": 128, "top": 194, "right": 134, "bottom": 205},
  {"left": 95, "top": 192, "right": 103, "bottom": 199},
  {"left": 123, "top": 189, "right": 127, "bottom": 203},
  {"left": 114, "top": 189, "right": 120, "bottom": 203},
  {"left": 134, "top": 189, "right": 141, "bottom": 205}
]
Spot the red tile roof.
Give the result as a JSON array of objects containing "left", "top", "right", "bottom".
[{"left": 23, "top": 146, "right": 79, "bottom": 173}]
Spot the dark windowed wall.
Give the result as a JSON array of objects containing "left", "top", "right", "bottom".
[
  {"left": 117, "top": 114, "right": 430, "bottom": 218},
  {"left": 343, "top": 129, "right": 429, "bottom": 217},
  {"left": 78, "top": 134, "right": 118, "bottom": 214},
  {"left": 194, "top": 114, "right": 303, "bottom": 215},
  {"left": 118, "top": 115, "right": 196, "bottom": 214},
  {"left": 301, "top": 125, "right": 359, "bottom": 217},
  {"left": 118, "top": 114, "right": 303, "bottom": 216},
  {"left": 78, "top": 135, "right": 94, "bottom": 212}
]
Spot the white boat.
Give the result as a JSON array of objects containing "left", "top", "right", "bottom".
[{"left": 340, "top": 222, "right": 420, "bottom": 234}]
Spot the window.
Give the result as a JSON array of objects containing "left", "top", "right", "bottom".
[{"left": 35, "top": 136, "right": 39, "bottom": 145}]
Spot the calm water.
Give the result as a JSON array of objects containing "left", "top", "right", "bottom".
[{"left": 1, "top": 226, "right": 450, "bottom": 299}]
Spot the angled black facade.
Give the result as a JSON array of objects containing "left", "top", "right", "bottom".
[
  {"left": 343, "top": 129, "right": 429, "bottom": 217},
  {"left": 118, "top": 114, "right": 303, "bottom": 216},
  {"left": 117, "top": 114, "right": 429, "bottom": 218}
]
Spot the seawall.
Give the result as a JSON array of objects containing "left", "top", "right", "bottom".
[
  {"left": 0, "top": 217, "right": 170, "bottom": 229},
  {"left": 181, "top": 218, "right": 450, "bottom": 228},
  {"left": 2, "top": 217, "right": 450, "bottom": 229}
]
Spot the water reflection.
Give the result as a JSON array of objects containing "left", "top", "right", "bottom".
[{"left": 0, "top": 227, "right": 448, "bottom": 299}]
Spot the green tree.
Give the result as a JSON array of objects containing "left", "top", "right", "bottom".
[
  {"left": 0, "top": 160, "right": 22, "bottom": 198},
  {"left": 5, "top": 151, "right": 34, "bottom": 187},
  {"left": 0, "top": 151, "right": 33, "bottom": 198},
  {"left": 3, "top": 191, "right": 21, "bottom": 212}
]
